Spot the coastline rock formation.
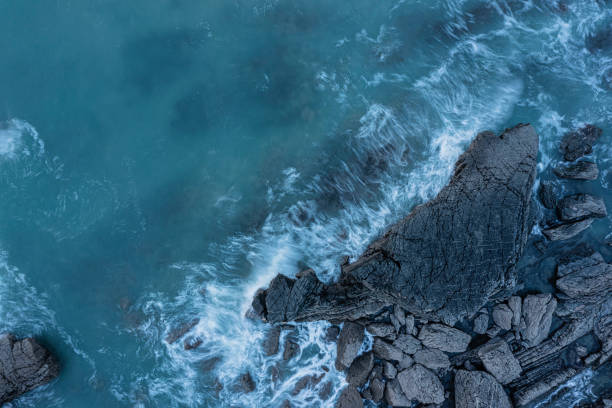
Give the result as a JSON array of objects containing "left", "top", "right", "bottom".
[
  {"left": 253, "top": 123, "right": 538, "bottom": 326},
  {"left": 0, "top": 334, "right": 60, "bottom": 404}
]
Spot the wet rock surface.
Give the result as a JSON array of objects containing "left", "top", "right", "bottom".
[
  {"left": 554, "top": 160, "right": 599, "bottom": 180},
  {"left": 0, "top": 334, "right": 60, "bottom": 404},
  {"left": 559, "top": 124, "right": 602, "bottom": 161}
]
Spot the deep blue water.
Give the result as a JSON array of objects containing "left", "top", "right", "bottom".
[{"left": 0, "top": 0, "right": 610, "bottom": 407}]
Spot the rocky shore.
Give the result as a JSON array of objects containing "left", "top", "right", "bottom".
[{"left": 247, "top": 123, "right": 610, "bottom": 407}]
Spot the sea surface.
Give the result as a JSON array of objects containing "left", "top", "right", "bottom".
[{"left": 0, "top": 0, "right": 610, "bottom": 407}]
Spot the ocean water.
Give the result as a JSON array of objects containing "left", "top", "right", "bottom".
[{"left": 0, "top": 0, "right": 610, "bottom": 407}]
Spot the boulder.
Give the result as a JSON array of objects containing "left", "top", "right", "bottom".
[
  {"left": 537, "top": 181, "right": 557, "bottom": 209},
  {"left": 283, "top": 338, "right": 300, "bottom": 361},
  {"left": 396, "top": 364, "right": 445, "bottom": 405},
  {"left": 238, "top": 372, "right": 255, "bottom": 393},
  {"left": 392, "top": 334, "right": 422, "bottom": 355},
  {"left": 385, "top": 378, "right": 411, "bottom": 407},
  {"left": 325, "top": 325, "right": 340, "bottom": 342},
  {"left": 492, "top": 304, "right": 513, "bottom": 331},
  {"left": 414, "top": 348, "right": 451, "bottom": 370},
  {"left": 398, "top": 354, "right": 414, "bottom": 369},
  {"left": 553, "top": 161, "right": 599, "bottom": 180},
  {"left": 0, "top": 334, "right": 60, "bottom": 404},
  {"left": 477, "top": 338, "right": 522, "bottom": 384},
  {"left": 520, "top": 294, "right": 557, "bottom": 347},
  {"left": 346, "top": 352, "right": 374, "bottom": 387},
  {"left": 473, "top": 312, "right": 489, "bottom": 334},
  {"left": 542, "top": 218, "right": 593, "bottom": 241},
  {"left": 336, "top": 385, "right": 363, "bottom": 408},
  {"left": 454, "top": 370, "right": 511, "bottom": 408},
  {"left": 262, "top": 326, "right": 281, "bottom": 356},
  {"left": 383, "top": 360, "right": 397, "bottom": 379},
  {"left": 559, "top": 124, "right": 602, "bottom": 161},
  {"left": 366, "top": 323, "right": 396, "bottom": 340},
  {"left": 418, "top": 323, "right": 471, "bottom": 353},
  {"left": 373, "top": 338, "right": 404, "bottom": 362},
  {"left": 335, "top": 322, "right": 364, "bottom": 370},
  {"left": 556, "top": 251, "right": 612, "bottom": 299},
  {"left": 508, "top": 296, "right": 522, "bottom": 327},
  {"left": 368, "top": 378, "right": 385, "bottom": 403},
  {"left": 557, "top": 194, "right": 607, "bottom": 222}
]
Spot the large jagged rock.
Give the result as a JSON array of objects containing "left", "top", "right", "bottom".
[
  {"left": 542, "top": 218, "right": 593, "bottom": 241},
  {"left": 520, "top": 294, "right": 557, "bottom": 347},
  {"left": 251, "top": 124, "right": 538, "bottom": 325},
  {"left": 335, "top": 322, "right": 364, "bottom": 370},
  {"left": 553, "top": 161, "right": 599, "bottom": 180},
  {"left": 0, "top": 334, "right": 60, "bottom": 404},
  {"left": 557, "top": 194, "right": 607, "bottom": 222},
  {"left": 396, "top": 364, "right": 445, "bottom": 405},
  {"left": 336, "top": 385, "right": 363, "bottom": 408},
  {"left": 559, "top": 124, "right": 602, "bottom": 161},
  {"left": 455, "top": 370, "right": 512, "bottom": 408}
]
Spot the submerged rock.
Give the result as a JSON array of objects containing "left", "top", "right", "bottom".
[
  {"left": 396, "top": 364, "right": 445, "bottom": 405},
  {"left": 455, "top": 370, "right": 511, "bottom": 408},
  {"left": 0, "top": 334, "right": 60, "bottom": 404},
  {"left": 165, "top": 317, "right": 199, "bottom": 344},
  {"left": 553, "top": 161, "right": 599, "bottom": 180},
  {"left": 557, "top": 194, "right": 607, "bottom": 222},
  {"left": 559, "top": 124, "right": 602, "bottom": 161},
  {"left": 418, "top": 323, "right": 471, "bottom": 353},
  {"left": 335, "top": 322, "right": 364, "bottom": 370},
  {"left": 262, "top": 326, "right": 281, "bottom": 356},
  {"left": 238, "top": 372, "right": 255, "bottom": 393}
]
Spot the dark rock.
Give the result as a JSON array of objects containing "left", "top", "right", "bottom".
[
  {"left": 263, "top": 326, "right": 281, "bottom": 356},
  {"left": 392, "top": 334, "right": 422, "bottom": 355},
  {"left": 183, "top": 336, "right": 202, "bottom": 350},
  {"left": 0, "top": 334, "right": 60, "bottom": 405},
  {"left": 200, "top": 356, "right": 221, "bottom": 372},
  {"left": 280, "top": 399, "right": 291, "bottom": 408},
  {"left": 250, "top": 289, "right": 267, "bottom": 319},
  {"left": 486, "top": 325, "right": 502, "bottom": 338},
  {"left": 454, "top": 370, "right": 511, "bottom": 408},
  {"left": 165, "top": 318, "right": 199, "bottom": 344},
  {"left": 335, "top": 322, "right": 364, "bottom": 370},
  {"left": 508, "top": 296, "right": 522, "bottom": 328},
  {"left": 538, "top": 181, "right": 558, "bottom": 209},
  {"left": 373, "top": 338, "right": 404, "bottom": 362},
  {"left": 368, "top": 377, "right": 385, "bottom": 403},
  {"left": 292, "top": 373, "right": 323, "bottom": 396},
  {"left": 542, "top": 218, "right": 593, "bottom": 241},
  {"left": 253, "top": 125, "right": 538, "bottom": 325},
  {"left": 557, "top": 194, "right": 607, "bottom": 222},
  {"left": 385, "top": 378, "right": 411, "bottom": 407},
  {"left": 366, "top": 323, "right": 396, "bottom": 340},
  {"left": 418, "top": 323, "right": 471, "bottom": 353},
  {"left": 383, "top": 360, "right": 397, "bottom": 379},
  {"left": 239, "top": 372, "right": 255, "bottom": 393},
  {"left": 553, "top": 161, "right": 599, "bottom": 180},
  {"left": 559, "top": 124, "right": 602, "bottom": 161},
  {"left": 396, "top": 364, "right": 445, "bottom": 404},
  {"left": 473, "top": 312, "right": 489, "bottom": 334},
  {"left": 477, "top": 338, "right": 521, "bottom": 384},
  {"left": 492, "top": 304, "right": 513, "bottom": 331},
  {"left": 336, "top": 385, "right": 363, "bottom": 408},
  {"left": 346, "top": 352, "right": 374, "bottom": 387},
  {"left": 520, "top": 294, "right": 557, "bottom": 347},
  {"left": 283, "top": 338, "right": 300, "bottom": 361},
  {"left": 414, "top": 348, "right": 451, "bottom": 370},
  {"left": 556, "top": 251, "right": 612, "bottom": 299},
  {"left": 325, "top": 325, "right": 340, "bottom": 342},
  {"left": 318, "top": 381, "right": 333, "bottom": 400}
]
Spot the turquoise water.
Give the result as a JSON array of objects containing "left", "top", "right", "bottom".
[{"left": 0, "top": 0, "right": 610, "bottom": 407}]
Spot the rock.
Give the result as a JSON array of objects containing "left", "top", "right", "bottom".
[
  {"left": 253, "top": 125, "right": 538, "bottom": 325},
  {"left": 454, "top": 370, "right": 511, "bottom": 408},
  {"left": 238, "top": 372, "right": 255, "bottom": 393},
  {"left": 414, "top": 348, "right": 451, "bottom": 370},
  {"left": 396, "top": 364, "right": 445, "bottom": 405},
  {"left": 404, "top": 315, "right": 415, "bottom": 334},
  {"left": 557, "top": 194, "right": 607, "bottom": 222},
  {"left": 542, "top": 218, "right": 593, "bottom": 241},
  {"left": 335, "top": 322, "right": 364, "bottom": 370},
  {"left": 366, "top": 323, "right": 396, "bottom": 340},
  {"left": 508, "top": 296, "right": 522, "bottom": 328},
  {"left": 385, "top": 378, "right": 411, "bottom": 407},
  {"left": 477, "top": 338, "right": 522, "bottom": 384},
  {"left": 318, "top": 381, "right": 333, "bottom": 400},
  {"left": 486, "top": 325, "right": 502, "bottom": 338},
  {"left": 336, "top": 385, "right": 363, "bottom": 408},
  {"left": 559, "top": 124, "right": 602, "bottom": 161},
  {"left": 492, "top": 304, "right": 513, "bottom": 331},
  {"left": 393, "top": 305, "right": 407, "bottom": 327},
  {"left": 165, "top": 318, "right": 199, "bottom": 344},
  {"left": 398, "top": 354, "right": 414, "bottom": 369},
  {"left": 325, "top": 325, "right": 340, "bottom": 342},
  {"left": 383, "top": 360, "right": 397, "bottom": 379},
  {"left": 513, "top": 367, "right": 577, "bottom": 406},
  {"left": 520, "top": 294, "right": 557, "bottom": 347},
  {"left": 183, "top": 336, "right": 202, "bottom": 350},
  {"left": 538, "top": 181, "right": 557, "bottom": 209},
  {"left": 373, "top": 338, "right": 404, "bottom": 362},
  {"left": 292, "top": 374, "right": 324, "bottom": 396},
  {"left": 418, "top": 323, "right": 471, "bottom": 353},
  {"left": 346, "top": 352, "right": 374, "bottom": 387},
  {"left": 280, "top": 400, "right": 291, "bottom": 408},
  {"left": 263, "top": 326, "right": 281, "bottom": 356},
  {"left": 553, "top": 161, "right": 599, "bottom": 180},
  {"left": 473, "top": 312, "right": 489, "bottom": 334},
  {"left": 283, "top": 338, "right": 300, "bottom": 361},
  {"left": 368, "top": 378, "right": 385, "bottom": 403},
  {"left": 392, "top": 334, "right": 422, "bottom": 355},
  {"left": 0, "top": 334, "right": 60, "bottom": 405},
  {"left": 556, "top": 251, "right": 612, "bottom": 299}
]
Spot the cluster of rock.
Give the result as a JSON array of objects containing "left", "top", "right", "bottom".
[
  {"left": 0, "top": 333, "right": 60, "bottom": 404},
  {"left": 247, "top": 123, "right": 610, "bottom": 407},
  {"left": 539, "top": 125, "right": 606, "bottom": 241}
]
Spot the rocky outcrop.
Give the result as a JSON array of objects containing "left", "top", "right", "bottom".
[
  {"left": 0, "top": 334, "right": 60, "bottom": 404},
  {"left": 559, "top": 124, "right": 602, "bottom": 161},
  {"left": 252, "top": 124, "right": 538, "bottom": 326}
]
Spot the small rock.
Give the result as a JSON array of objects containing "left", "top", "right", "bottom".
[
  {"left": 325, "top": 325, "right": 340, "bottom": 342},
  {"left": 368, "top": 378, "right": 385, "bottom": 403},
  {"left": 553, "top": 161, "right": 599, "bottom": 180},
  {"left": 414, "top": 348, "right": 451, "bottom": 370},
  {"left": 520, "top": 294, "right": 557, "bottom": 347},
  {"left": 383, "top": 360, "right": 397, "bottom": 379},
  {"left": 346, "top": 352, "right": 374, "bottom": 387},
  {"left": 165, "top": 318, "right": 199, "bottom": 344},
  {"left": 183, "top": 336, "right": 203, "bottom": 350},
  {"left": 396, "top": 364, "right": 445, "bottom": 405},
  {"left": 473, "top": 312, "right": 489, "bottom": 334},
  {"left": 542, "top": 218, "right": 593, "bottom": 241},
  {"left": 477, "top": 338, "right": 522, "bottom": 384},
  {"left": 263, "top": 326, "right": 281, "bottom": 356},
  {"left": 418, "top": 323, "right": 471, "bottom": 353},
  {"left": 367, "top": 323, "right": 396, "bottom": 340},
  {"left": 393, "top": 334, "right": 422, "bottom": 355},
  {"left": 455, "top": 370, "right": 512, "bottom": 408},
  {"left": 283, "top": 338, "right": 300, "bottom": 361},
  {"left": 557, "top": 194, "right": 607, "bottom": 222},
  {"left": 538, "top": 181, "right": 557, "bottom": 209},
  {"left": 560, "top": 124, "right": 602, "bottom": 161},
  {"left": 385, "top": 378, "right": 411, "bottom": 407},
  {"left": 335, "top": 322, "right": 364, "bottom": 370},
  {"left": 492, "top": 304, "right": 513, "bottom": 331},
  {"left": 336, "top": 385, "right": 363, "bottom": 408},
  {"left": 239, "top": 372, "right": 255, "bottom": 393},
  {"left": 394, "top": 305, "right": 407, "bottom": 326},
  {"left": 508, "top": 296, "right": 522, "bottom": 328},
  {"left": 373, "top": 338, "right": 404, "bottom": 362},
  {"left": 486, "top": 325, "right": 502, "bottom": 338},
  {"left": 404, "top": 315, "right": 415, "bottom": 334},
  {"left": 398, "top": 354, "right": 414, "bottom": 369}
]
